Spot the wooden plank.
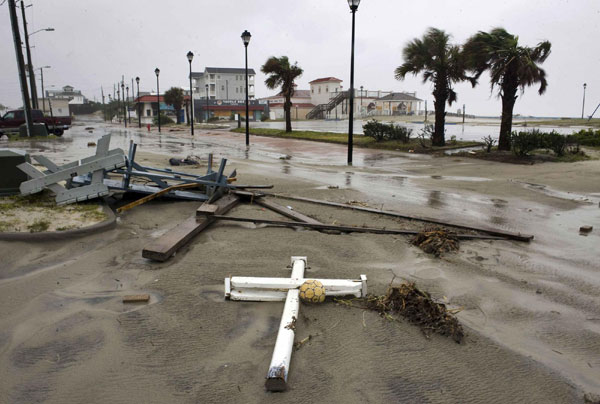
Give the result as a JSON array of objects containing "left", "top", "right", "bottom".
[
  {"left": 260, "top": 193, "right": 533, "bottom": 242},
  {"left": 123, "top": 294, "right": 150, "bottom": 303},
  {"left": 209, "top": 215, "right": 506, "bottom": 240},
  {"left": 142, "top": 194, "right": 240, "bottom": 262},
  {"left": 196, "top": 204, "right": 219, "bottom": 216},
  {"left": 255, "top": 198, "right": 322, "bottom": 225}
]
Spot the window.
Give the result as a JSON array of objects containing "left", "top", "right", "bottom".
[
  {"left": 3, "top": 112, "right": 15, "bottom": 120},
  {"left": 318, "top": 87, "right": 321, "bottom": 94},
  {"left": 221, "top": 85, "right": 225, "bottom": 91},
  {"left": 236, "top": 88, "right": 239, "bottom": 93},
  {"left": 217, "top": 75, "right": 220, "bottom": 79},
  {"left": 146, "top": 109, "right": 151, "bottom": 117},
  {"left": 311, "top": 89, "right": 314, "bottom": 94},
  {"left": 326, "top": 87, "right": 329, "bottom": 93}
]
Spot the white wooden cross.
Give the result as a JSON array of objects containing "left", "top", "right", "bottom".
[{"left": 224, "top": 256, "right": 367, "bottom": 392}]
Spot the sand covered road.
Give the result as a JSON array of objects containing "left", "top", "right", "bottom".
[{"left": 0, "top": 124, "right": 599, "bottom": 402}]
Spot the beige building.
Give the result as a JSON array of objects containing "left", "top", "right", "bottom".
[{"left": 261, "top": 89, "right": 314, "bottom": 120}]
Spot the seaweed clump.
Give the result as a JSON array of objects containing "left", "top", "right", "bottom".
[
  {"left": 411, "top": 229, "right": 459, "bottom": 257},
  {"left": 339, "top": 283, "right": 464, "bottom": 343}
]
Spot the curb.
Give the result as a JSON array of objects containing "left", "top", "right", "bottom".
[{"left": 0, "top": 204, "right": 116, "bottom": 242}]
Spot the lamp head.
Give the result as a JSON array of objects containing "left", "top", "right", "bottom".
[
  {"left": 136, "top": 76, "right": 140, "bottom": 84},
  {"left": 155, "top": 68, "right": 160, "bottom": 77},
  {"left": 241, "top": 30, "right": 252, "bottom": 46},
  {"left": 347, "top": 0, "right": 360, "bottom": 11},
  {"left": 187, "top": 51, "right": 194, "bottom": 62},
  {"left": 45, "top": 28, "right": 55, "bottom": 32}
]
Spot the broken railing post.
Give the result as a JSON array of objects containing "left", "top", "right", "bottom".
[{"left": 265, "top": 256, "right": 305, "bottom": 392}]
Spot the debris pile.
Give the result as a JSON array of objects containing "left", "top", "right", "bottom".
[
  {"left": 411, "top": 228, "right": 459, "bottom": 256},
  {"left": 346, "top": 283, "right": 464, "bottom": 343}
]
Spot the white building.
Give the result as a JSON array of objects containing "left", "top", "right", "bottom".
[
  {"left": 309, "top": 77, "right": 343, "bottom": 106},
  {"left": 191, "top": 67, "right": 255, "bottom": 101}
]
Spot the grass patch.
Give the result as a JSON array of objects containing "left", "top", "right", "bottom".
[
  {"left": 455, "top": 148, "right": 591, "bottom": 164},
  {"left": 517, "top": 118, "right": 600, "bottom": 128},
  {"left": 4, "top": 133, "right": 59, "bottom": 141},
  {"left": 27, "top": 219, "right": 50, "bottom": 233},
  {"left": 231, "top": 127, "right": 480, "bottom": 153}
]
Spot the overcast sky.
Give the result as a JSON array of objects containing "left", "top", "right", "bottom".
[{"left": 1, "top": 0, "right": 599, "bottom": 117}]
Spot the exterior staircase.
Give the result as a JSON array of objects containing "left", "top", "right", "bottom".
[{"left": 306, "top": 91, "right": 348, "bottom": 119}]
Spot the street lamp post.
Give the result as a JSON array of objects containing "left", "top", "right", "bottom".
[
  {"left": 241, "top": 30, "right": 252, "bottom": 146},
  {"left": 360, "top": 85, "right": 363, "bottom": 117},
  {"left": 36, "top": 66, "right": 50, "bottom": 114},
  {"left": 126, "top": 86, "right": 131, "bottom": 124},
  {"left": 121, "top": 82, "right": 127, "bottom": 128},
  {"left": 155, "top": 68, "right": 161, "bottom": 133},
  {"left": 582, "top": 83, "right": 587, "bottom": 119},
  {"left": 205, "top": 84, "right": 209, "bottom": 122},
  {"left": 117, "top": 87, "right": 121, "bottom": 123},
  {"left": 187, "top": 51, "right": 195, "bottom": 136},
  {"left": 136, "top": 77, "right": 141, "bottom": 128},
  {"left": 346, "top": 0, "right": 360, "bottom": 165}
]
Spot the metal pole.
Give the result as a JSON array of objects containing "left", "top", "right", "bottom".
[
  {"left": 101, "top": 86, "right": 105, "bottom": 121},
  {"left": 21, "top": 2, "right": 38, "bottom": 109},
  {"left": 122, "top": 82, "right": 127, "bottom": 128},
  {"left": 347, "top": 8, "right": 357, "bottom": 165},
  {"left": 126, "top": 86, "right": 131, "bottom": 124},
  {"left": 137, "top": 79, "right": 141, "bottom": 128},
  {"left": 245, "top": 44, "right": 250, "bottom": 146},
  {"left": 462, "top": 104, "right": 465, "bottom": 124},
  {"left": 9, "top": 0, "right": 34, "bottom": 136},
  {"left": 40, "top": 67, "right": 46, "bottom": 114},
  {"left": 206, "top": 85, "right": 209, "bottom": 122},
  {"left": 226, "top": 79, "right": 229, "bottom": 99},
  {"left": 157, "top": 75, "right": 161, "bottom": 133},
  {"left": 582, "top": 83, "right": 587, "bottom": 119},
  {"left": 189, "top": 61, "right": 194, "bottom": 136},
  {"left": 117, "top": 87, "right": 121, "bottom": 123}
]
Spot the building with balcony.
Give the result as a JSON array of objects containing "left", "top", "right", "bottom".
[{"left": 190, "top": 67, "right": 256, "bottom": 101}]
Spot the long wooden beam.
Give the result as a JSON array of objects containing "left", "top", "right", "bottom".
[
  {"left": 259, "top": 193, "right": 533, "bottom": 242},
  {"left": 142, "top": 194, "right": 240, "bottom": 262},
  {"left": 209, "top": 215, "right": 505, "bottom": 240}
]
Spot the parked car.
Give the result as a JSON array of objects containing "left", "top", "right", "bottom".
[{"left": 0, "top": 109, "right": 72, "bottom": 136}]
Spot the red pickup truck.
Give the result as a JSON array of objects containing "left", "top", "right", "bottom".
[{"left": 0, "top": 109, "right": 72, "bottom": 136}]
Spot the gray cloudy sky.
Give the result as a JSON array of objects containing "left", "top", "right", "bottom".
[{"left": 1, "top": 0, "right": 599, "bottom": 117}]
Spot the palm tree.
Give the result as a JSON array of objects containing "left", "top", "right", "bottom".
[
  {"left": 261, "top": 56, "right": 303, "bottom": 132},
  {"left": 395, "top": 28, "right": 472, "bottom": 146},
  {"left": 464, "top": 28, "right": 551, "bottom": 150}
]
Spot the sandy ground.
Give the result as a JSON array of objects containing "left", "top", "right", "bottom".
[{"left": 0, "top": 120, "right": 599, "bottom": 403}]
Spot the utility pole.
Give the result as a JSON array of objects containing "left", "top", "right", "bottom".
[
  {"left": 20, "top": 1, "right": 38, "bottom": 109},
  {"left": 462, "top": 104, "right": 465, "bottom": 124},
  {"left": 424, "top": 100, "right": 428, "bottom": 122},
  {"left": 8, "top": 0, "right": 34, "bottom": 136},
  {"left": 582, "top": 83, "right": 587, "bottom": 119},
  {"left": 101, "top": 86, "right": 106, "bottom": 121}
]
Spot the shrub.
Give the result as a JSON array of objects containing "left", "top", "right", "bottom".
[
  {"left": 153, "top": 113, "right": 174, "bottom": 125},
  {"left": 542, "top": 131, "right": 567, "bottom": 156},
  {"left": 363, "top": 120, "right": 412, "bottom": 143},
  {"left": 388, "top": 124, "right": 412, "bottom": 143},
  {"left": 363, "top": 120, "right": 388, "bottom": 142},
  {"left": 570, "top": 129, "right": 600, "bottom": 147},
  {"left": 482, "top": 135, "right": 497, "bottom": 153},
  {"left": 511, "top": 129, "right": 542, "bottom": 156}
]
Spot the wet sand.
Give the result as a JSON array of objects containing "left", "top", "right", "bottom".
[{"left": 0, "top": 120, "right": 598, "bottom": 403}]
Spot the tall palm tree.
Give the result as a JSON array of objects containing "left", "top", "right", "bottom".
[
  {"left": 395, "top": 28, "right": 472, "bottom": 146},
  {"left": 261, "top": 56, "right": 303, "bottom": 133},
  {"left": 464, "top": 28, "right": 551, "bottom": 150}
]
